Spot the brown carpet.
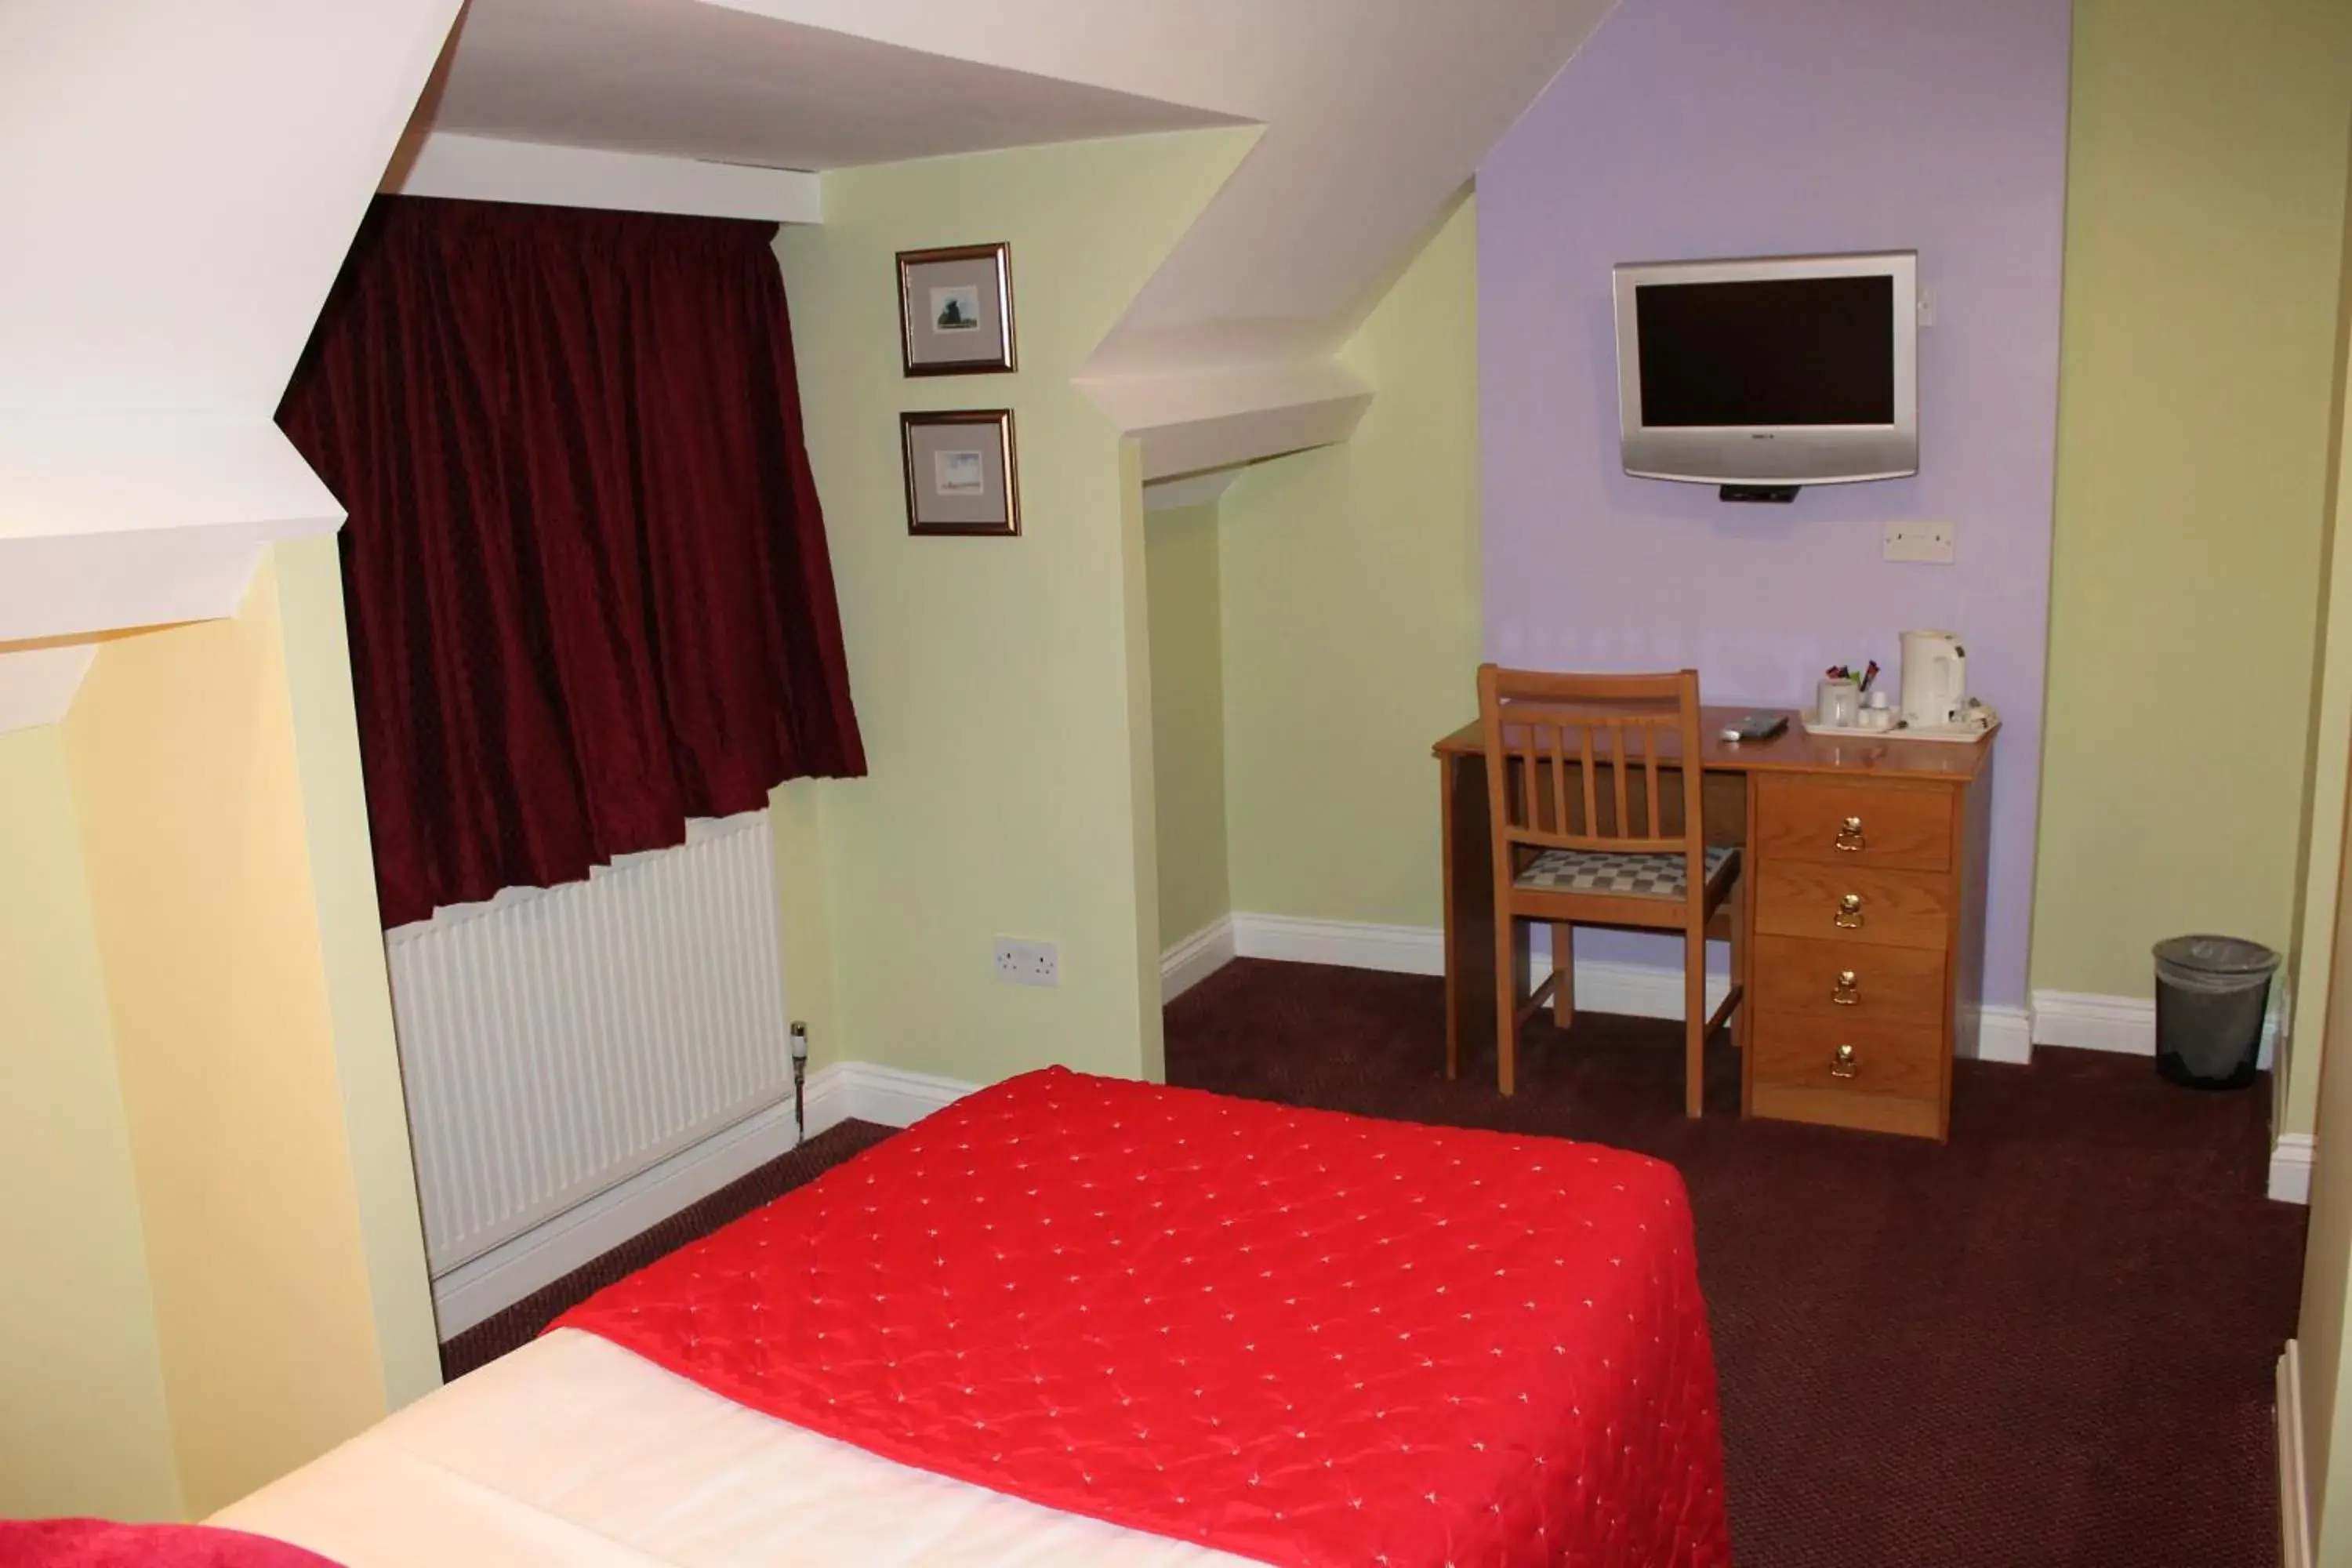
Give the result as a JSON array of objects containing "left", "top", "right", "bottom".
[
  {"left": 440, "top": 959, "right": 2305, "bottom": 1566},
  {"left": 1165, "top": 960, "right": 2307, "bottom": 1568}
]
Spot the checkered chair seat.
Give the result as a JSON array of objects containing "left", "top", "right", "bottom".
[{"left": 1515, "top": 843, "right": 1736, "bottom": 898}]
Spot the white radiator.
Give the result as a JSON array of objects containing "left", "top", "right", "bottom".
[{"left": 386, "top": 811, "right": 792, "bottom": 1278}]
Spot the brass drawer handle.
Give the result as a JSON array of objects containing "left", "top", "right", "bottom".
[
  {"left": 1834, "top": 815, "right": 1867, "bottom": 852},
  {"left": 1831, "top": 970, "right": 1860, "bottom": 1006},
  {"left": 1831, "top": 1043, "right": 1859, "bottom": 1079},
  {"left": 1834, "top": 892, "right": 1864, "bottom": 929}
]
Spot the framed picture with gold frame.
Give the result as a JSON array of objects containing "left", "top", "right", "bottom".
[
  {"left": 901, "top": 409, "right": 1019, "bottom": 537},
  {"left": 897, "top": 242, "right": 1016, "bottom": 376}
]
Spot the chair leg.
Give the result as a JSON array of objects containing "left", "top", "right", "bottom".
[
  {"left": 1552, "top": 922, "right": 1576, "bottom": 1028},
  {"left": 1684, "top": 926, "right": 1706, "bottom": 1119},
  {"left": 1496, "top": 912, "right": 1520, "bottom": 1096}
]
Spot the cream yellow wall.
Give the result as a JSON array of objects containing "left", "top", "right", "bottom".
[
  {"left": 772, "top": 130, "right": 1250, "bottom": 1087},
  {"left": 270, "top": 536, "right": 441, "bottom": 1409},
  {"left": 64, "top": 546, "right": 433, "bottom": 1515},
  {"left": 2032, "top": 0, "right": 2352, "bottom": 1027},
  {"left": 0, "top": 723, "right": 182, "bottom": 1523},
  {"left": 2304, "top": 808, "right": 2352, "bottom": 1553},
  {"left": 1145, "top": 499, "right": 1232, "bottom": 948},
  {"left": 1220, "top": 195, "right": 1480, "bottom": 927}
]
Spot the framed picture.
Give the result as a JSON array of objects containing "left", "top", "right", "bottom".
[
  {"left": 901, "top": 409, "right": 1019, "bottom": 536},
  {"left": 897, "top": 243, "right": 1016, "bottom": 376}
]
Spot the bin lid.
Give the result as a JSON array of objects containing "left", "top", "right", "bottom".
[{"left": 2153, "top": 935, "right": 2280, "bottom": 975}]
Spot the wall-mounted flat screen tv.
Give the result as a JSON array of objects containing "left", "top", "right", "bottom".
[{"left": 1613, "top": 251, "right": 1918, "bottom": 488}]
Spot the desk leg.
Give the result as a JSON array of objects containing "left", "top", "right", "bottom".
[
  {"left": 1443, "top": 752, "right": 1500, "bottom": 1082},
  {"left": 1739, "top": 775, "right": 1758, "bottom": 1116}
]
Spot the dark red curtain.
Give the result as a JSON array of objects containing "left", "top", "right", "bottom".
[{"left": 279, "top": 196, "right": 864, "bottom": 928}]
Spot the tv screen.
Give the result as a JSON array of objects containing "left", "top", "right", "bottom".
[
  {"left": 1635, "top": 276, "right": 1896, "bottom": 428},
  {"left": 1612, "top": 252, "right": 1918, "bottom": 488}
]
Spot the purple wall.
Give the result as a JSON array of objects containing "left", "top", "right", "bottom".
[{"left": 1478, "top": 0, "right": 2071, "bottom": 1009}]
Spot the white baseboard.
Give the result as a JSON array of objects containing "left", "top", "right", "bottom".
[
  {"left": 1230, "top": 911, "right": 1446, "bottom": 975},
  {"left": 1966, "top": 1005, "right": 2034, "bottom": 1065},
  {"left": 818, "top": 1060, "right": 975, "bottom": 1130},
  {"left": 1228, "top": 911, "right": 1728, "bottom": 1014},
  {"left": 1227, "top": 910, "right": 2027, "bottom": 1058},
  {"left": 2272, "top": 1134, "right": 2315, "bottom": 1206},
  {"left": 2030, "top": 990, "right": 2154, "bottom": 1054},
  {"left": 431, "top": 1060, "right": 974, "bottom": 1338},
  {"left": 1160, "top": 916, "right": 1236, "bottom": 1002},
  {"left": 2281, "top": 1341, "right": 2313, "bottom": 1568},
  {"left": 2031, "top": 987, "right": 2278, "bottom": 1070}
]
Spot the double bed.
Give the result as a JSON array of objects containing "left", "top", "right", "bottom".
[{"left": 217, "top": 1069, "right": 1730, "bottom": 1566}]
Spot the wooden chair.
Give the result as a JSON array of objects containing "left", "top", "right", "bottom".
[{"left": 1469, "top": 664, "right": 1744, "bottom": 1112}]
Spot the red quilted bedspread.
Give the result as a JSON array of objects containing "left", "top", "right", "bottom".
[
  {"left": 557, "top": 1069, "right": 1730, "bottom": 1566},
  {"left": 0, "top": 1520, "right": 341, "bottom": 1567}
]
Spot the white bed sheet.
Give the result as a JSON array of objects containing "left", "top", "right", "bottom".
[{"left": 213, "top": 1327, "right": 1253, "bottom": 1567}]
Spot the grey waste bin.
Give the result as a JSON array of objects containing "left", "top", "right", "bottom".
[{"left": 2152, "top": 935, "right": 2279, "bottom": 1091}]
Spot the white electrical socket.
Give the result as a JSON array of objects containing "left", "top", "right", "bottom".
[
  {"left": 1883, "top": 521, "right": 1955, "bottom": 564},
  {"left": 993, "top": 938, "right": 1059, "bottom": 988}
]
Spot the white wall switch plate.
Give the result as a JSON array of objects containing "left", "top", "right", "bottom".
[
  {"left": 1883, "top": 521, "right": 1955, "bottom": 563},
  {"left": 993, "top": 938, "right": 1059, "bottom": 988}
]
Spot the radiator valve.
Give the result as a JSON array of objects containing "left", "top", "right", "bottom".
[{"left": 789, "top": 1022, "right": 809, "bottom": 1145}]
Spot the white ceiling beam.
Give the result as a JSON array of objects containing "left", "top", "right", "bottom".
[
  {"left": 1081, "top": 360, "right": 1373, "bottom": 482},
  {"left": 1142, "top": 467, "right": 1246, "bottom": 513},
  {"left": 0, "top": 419, "right": 338, "bottom": 644},
  {"left": 0, "top": 420, "right": 341, "bottom": 544},
  {"left": 0, "top": 644, "right": 99, "bottom": 736},
  {"left": 389, "top": 132, "right": 822, "bottom": 223}
]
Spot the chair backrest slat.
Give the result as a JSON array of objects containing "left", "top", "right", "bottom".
[
  {"left": 1547, "top": 723, "right": 1568, "bottom": 838},
  {"left": 1642, "top": 719, "right": 1664, "bottom": 839},
  {"left": 1609, "top": 720, "right": 1631, "bottom": 837},
  {"left": 1577, "top": 725, "right": 1598, "bottom": 838},
  {"left": 1519, "top": 727, "right": 1541, "bottom": 834}
]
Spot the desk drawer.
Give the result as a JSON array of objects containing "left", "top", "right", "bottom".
[
  {"left": 1751, "top": 1011, "right": 1944, "bottom": 1102},
  {"left": 1751, "top": 935, "right": 1947, "bottom": 1027},
  {"left": 1755, "top": 862, "right": 1952, "bottom": 953},
  {"left": 1756, "top": 775, "right": 1953, "bottom": 873}
]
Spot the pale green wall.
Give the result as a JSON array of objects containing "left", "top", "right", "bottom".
[
  {"left": 2289, "top": 123, "right": 2352, "bottom": 1156},
  {"left": 773, "top": 130, "right": 1250, "bottom": 1087},
  {"left": 2294, "top": 126, "right": 2352, "bottom": 1557},
  {"left": 768, "top": 777, "right": 845, "bottom": 1072},
  {"left": 1145, "top": 499, "right": 1232, "bottom": 946},
  {"left": 2032, "top": 0, "right": 2352, "bottom": 1020},
  {"left": 1221, "top": 196, "right": 1481, "bottom": 927}
]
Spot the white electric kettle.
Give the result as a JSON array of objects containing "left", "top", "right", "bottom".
[{"left": 1899, "top": 630, "right": 1967, "bottom": 730}]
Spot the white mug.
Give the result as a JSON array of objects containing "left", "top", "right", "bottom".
[{"left": 1817, "top": 679, "right": 1860, "bottom": 729}]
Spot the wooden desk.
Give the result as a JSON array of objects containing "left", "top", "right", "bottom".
[{"left": 1434, "top": 708, "right": 1994, "bottom": 1139}]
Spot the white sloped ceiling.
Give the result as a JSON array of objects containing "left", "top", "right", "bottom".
[
  {"left": 700, "top": 0, "right": 1616, "bottom": 479},
  {"left": 0, "top": 0, "right": 466, "bottom": 728},
  {"left": 1, "top": 0, "right": 1613, "bottom": 728}
]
